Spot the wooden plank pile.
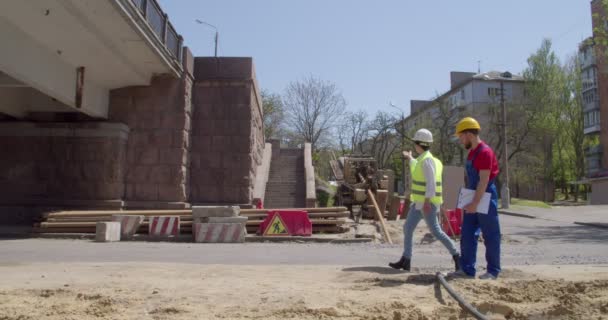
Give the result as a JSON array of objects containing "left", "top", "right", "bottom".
[{"left": 33, "top": 207, "right": 352, "bottom": 235}]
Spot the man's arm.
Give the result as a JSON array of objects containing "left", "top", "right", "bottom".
[{"left": 403, "top": 151, "right": 416, "bottom": 173}]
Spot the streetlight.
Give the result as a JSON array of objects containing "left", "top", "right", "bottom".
[
  {"left": 195, "top": 19, "right": 219, "bottom": 57},
  {"left": 389, "top": 102, "right": 408, "bottom": 197},
  {"left": 499, "top": 72, "right": 511, "bottom": 209}
]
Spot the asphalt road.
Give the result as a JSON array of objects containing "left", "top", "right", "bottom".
[{"left": 1, "top": 214, "right": 607, "bottom": 271}]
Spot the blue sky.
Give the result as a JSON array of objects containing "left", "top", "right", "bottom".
[{"left": 159, "top": 1, "right": 592, "bottom": 117}]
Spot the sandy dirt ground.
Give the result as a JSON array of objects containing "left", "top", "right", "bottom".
[{"left": 0, "top": 262, "right": 607, "bottom": 320}]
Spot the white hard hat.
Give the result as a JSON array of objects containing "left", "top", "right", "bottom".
[{"left": 413, "top": 128, "right": 433, "bottom": 144}]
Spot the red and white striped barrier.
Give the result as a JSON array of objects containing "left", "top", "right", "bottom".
[
  {"left": 193, "top": 223, "right": 245, "bottom": 243},
  {"left": 111, "top": 215, "right": 144, "bottom": 237},
  {"left": 149, "top": 216, "right": 180, "bottom": 237}
]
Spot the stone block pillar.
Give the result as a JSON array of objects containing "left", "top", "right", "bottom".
[
  {"left": 108, "top": 48, "right": 194, "bottom": 209},
  {"left": 190, "top": 57, "right": 264, "bottom": 205}
]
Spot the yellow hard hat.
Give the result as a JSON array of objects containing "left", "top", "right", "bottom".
[{"left": 455, "top": 117, "right": 481, "bottom": 135}]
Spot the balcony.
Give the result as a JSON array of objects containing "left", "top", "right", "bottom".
[
  {"left": 584, "top": 108, "right": 601, "bottom": 135},
  {"left": 580, "top": 55, "right": 596, "bottom": 70},
  {"left": 586, "top": 145, "right": 604, "bottom": 177},
  {"left": 584, "top": 100, "right": 600, "bottom": 112},
  {"left": 585, "top": 124, "right": 601, "bottom": 135},
  {"left": 582, "top": 79, "right": 598, "bottom": 93}
]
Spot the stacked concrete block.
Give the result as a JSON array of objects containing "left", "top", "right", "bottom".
[
  {"left": 108, "top": 48, "right": 194, "bottom": 209},
  {"left": 192, "top": 205, "right": 240, "bottom": 221},
  {"left": 192, "top": 206, "right": 247, "bottom": 243},
  {"left": 95, "top": 222, "right": 121, "bottom": 242},
  {"left": 190, "top": 57, "right": 264, "bottom": 205},
  {"left": 111, "top": 215, "right": 144, "bottom": 238}
]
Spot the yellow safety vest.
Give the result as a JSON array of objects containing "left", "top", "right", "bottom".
[{"left": 410, "top": 151, "right": 443, "bottom": 205}]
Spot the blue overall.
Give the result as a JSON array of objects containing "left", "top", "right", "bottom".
[{"left": 460, "top": 144, "right": 501, "bottom": 277}]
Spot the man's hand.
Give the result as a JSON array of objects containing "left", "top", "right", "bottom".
[
  {"left": 464, "top": 202, "right": 478, "bottom": 214},
  {"left": 402, "top": 150, "right": 412, "bottom": 160},
  {"left": 423, "top": 200, "right": 432, "bottom": 215}
]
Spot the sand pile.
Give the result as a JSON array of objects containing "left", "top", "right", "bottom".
[{"left": 0, "top": 263, "right": 606, "bottom": 320}]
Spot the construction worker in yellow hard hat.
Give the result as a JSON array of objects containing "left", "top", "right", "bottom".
[
  {"left": 450, "top": 117, "right": 501, "bottom": 280},
  {"left": 389, "top": 128, "right": 460, "bottom": 272},
  {"left": 454, "top": 117, "right": 481, "bottom": 138}
]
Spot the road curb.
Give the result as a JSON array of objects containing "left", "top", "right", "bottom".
[
  {"left": 1, "top": 232, "right": 372, "bottom": 244},
  {"left": 574, "top": 222, "right": 608, "bottom": 229},
  {"left": 245, "top": 236, "right": 372, "bottom": 244},
  {"left": 498, "top": 210, "right": 536, "bottom": 219}
]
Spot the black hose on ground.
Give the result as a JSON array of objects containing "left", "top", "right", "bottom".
[{"left": 435, "top": 272, "right": 488, "bottom": 320}]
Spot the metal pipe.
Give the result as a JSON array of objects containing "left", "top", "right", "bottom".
[{"left": 435, "top": 272, "right": 488, "bottom": 320}]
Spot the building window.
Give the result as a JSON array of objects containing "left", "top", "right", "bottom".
[
  {"left": 585, "top": 110, "right": 602, "bottom": 127},
  {"left": 461, "top": 90, "right": 465, "bottom": 100},
  {"left": 583, "top": 90, "right": 597, "bottom": 104},
  {"left": 594, "top": 110, "right": 601, "bottom": 125},
  {"left": 488, "top": 87, "right": 501, "bottom": 97}
]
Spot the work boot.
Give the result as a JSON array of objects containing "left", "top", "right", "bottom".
[
  {"left": 479, "top": 272, "right": 497, "bottom": 280},
  {"left": 446, "top": 270, "right": 475, "bottom": 279},
  {"left": 388, "top": 257, "right": 411, "bottom": 271},
  {"left": 452, "top": 254, "right": 461, "bottom": 272}
]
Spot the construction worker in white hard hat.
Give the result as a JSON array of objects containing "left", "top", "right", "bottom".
[{"left": 389, "top": 128, "right": 460, "bottom": 272}]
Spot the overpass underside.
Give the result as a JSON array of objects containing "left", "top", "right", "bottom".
[{"left": 0, "top": 1, "right": 267, "bottom": 225}]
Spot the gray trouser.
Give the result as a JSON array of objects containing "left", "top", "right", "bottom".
[{"left": 402, "top": 204, "right": 459, "bottom": 259}]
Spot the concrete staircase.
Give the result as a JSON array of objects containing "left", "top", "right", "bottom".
[{"left": 264, "top": 148, "right": 306, "bottom": 208}]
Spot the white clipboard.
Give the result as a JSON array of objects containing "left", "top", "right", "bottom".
[{"left": 456, "top": 188, "right": 491, "bottom": 214}]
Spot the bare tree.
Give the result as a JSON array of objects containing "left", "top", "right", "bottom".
[
  {"left": 283, "top": 76, "right": 346, "bottom": 150},
  {"left": 261, "top": 90, "right": 285, "bottom": 140},
  {"left": 337, "top": 110, "right": 369, "bottom": 155},
  {"left": 367, "top": 111, "right": 400, "bottom": 168},
  {"left": 432, "top": 99, "right": 460, "bottom": 165}
]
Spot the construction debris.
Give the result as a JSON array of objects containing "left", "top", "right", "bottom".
[
  {"left": 34, "top": 207, "right": 353, "bottom": 237},
  {"left": 367, "top": 189, "right": 393, "bottom": 244},
  {"left": 330, "top": 155, "right": 392, "bottom": 221}
]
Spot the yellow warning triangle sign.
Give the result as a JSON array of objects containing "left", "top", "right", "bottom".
[{"left": 264, "top": 213, "right": 290, "bottom": 236}]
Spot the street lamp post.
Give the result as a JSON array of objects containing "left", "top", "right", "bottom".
[{"left": 195, "top": 19, "right": 219, "bottom": 57}]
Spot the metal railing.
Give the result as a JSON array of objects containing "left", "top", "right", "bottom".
[
  {"left": 130, "top": 0, "right": 183, "bottom": 63},
  {"left": 586, "top": 145, "right": 603, "bottom": 155},
  {"left": 583, "top": 100, "right": 600, "bottom": 113},
  {"left": 586, "top": 148, "right": 603, "bottom": 177}
]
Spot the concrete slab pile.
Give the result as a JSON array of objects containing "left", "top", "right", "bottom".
[{"left": 192, "top": 206, "right": 247, "bottom": 243}]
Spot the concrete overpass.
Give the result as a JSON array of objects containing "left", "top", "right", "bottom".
[
  {"left": 0, "top": 0, "right": 183, "bottom": 120},
  {"left": 0, "top": 1, "right": 271, "bottom": 226}
]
